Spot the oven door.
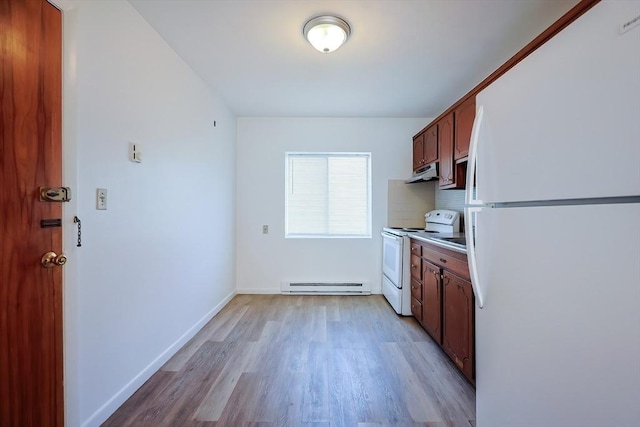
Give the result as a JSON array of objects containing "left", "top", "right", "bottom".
[{"left": 381, "top": 232, "right": 403, "bottom": 287}]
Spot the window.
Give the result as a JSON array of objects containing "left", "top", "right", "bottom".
[{"left": 285, "top": 152, "right": 371, "bottom": 238}]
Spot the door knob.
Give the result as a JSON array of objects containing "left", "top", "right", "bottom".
[{"left": 41, "top": 251, "right": 67, "bottom": 268}]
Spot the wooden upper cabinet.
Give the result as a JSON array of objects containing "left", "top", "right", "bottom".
[
  {"left": 413, "top": 125, "right": 438, "bottom": 173},
  {"left": 454, "top": 97, "right": 476, "bottom": 161},
  {"left": 438, "top": 112, "right": 454, "bottom": 187},
  {"left": 424, "top": 125, "right": 438, "bottom": 165},
  {"left": 442, "top": 271, "right": 475, "bottom": 383},
  {"left": 412, "top": 133, "right": 425, "bottom": 172}
]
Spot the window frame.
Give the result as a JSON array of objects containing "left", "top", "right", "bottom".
[{"left": 284, "top": 151, "right": 372, "bottom": 239}]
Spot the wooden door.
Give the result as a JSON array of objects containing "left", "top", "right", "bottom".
[
  {"left": 442, "top": 271, "right": 475, "bottom": 382},
  {"left": 422, "top": 261, "right": 442, "bottom": 344},
  {"left": 1, "top": 1, "right": 64, "bottom": 425},
  {"left": 438, "top": 112, "right": 454, "bottom": 187}
]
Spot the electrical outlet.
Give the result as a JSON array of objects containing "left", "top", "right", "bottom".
[{"left": 263, "top": 225, "right": 269, "bottom": 234}]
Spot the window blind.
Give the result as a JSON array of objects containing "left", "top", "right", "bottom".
[{"left": 286, "top": 152, "right": 371, "bottom": 238}]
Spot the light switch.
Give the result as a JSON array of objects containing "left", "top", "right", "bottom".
[
  {"left": 263, "top": 225, "right": 269, "bottom": 234},
  {"left": 96, "top": 188, "right": 107, "bottom": 210},
  {"left": 129, "top": 142, "right": 142, "bottom": 163}
]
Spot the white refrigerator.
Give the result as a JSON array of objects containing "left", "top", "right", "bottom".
[{"left": 464, "top": 1, "right": 640, "bottom": 426}]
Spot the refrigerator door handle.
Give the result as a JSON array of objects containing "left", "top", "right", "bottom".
[
  {"left": 465, "top": 104, "right": 485, "bottom": 308},
  {"left": 465, "top": 104, "right": 484, "bottom": 206},
  {"left": 465, "top": 206, "right": 485, "bottom": 309}
]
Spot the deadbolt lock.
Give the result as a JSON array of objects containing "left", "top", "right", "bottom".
[
  {"left": 39, "top": 187, "right": 71, "bottom": 202},
  {"left": 41, "top": 252, "right": 67, "bottom": 268}
]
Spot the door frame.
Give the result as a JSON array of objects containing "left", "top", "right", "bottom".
[{"left": 47, "top": 0, "right": 80, "bottom": 425}]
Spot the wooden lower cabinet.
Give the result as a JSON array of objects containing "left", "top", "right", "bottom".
[
  {"left": 411, "top": 297, "right": 423, "bottom": 322},
  {"left": 410, "top": 238, "right": 475, "bottom": 384},
  {"left": 422, "top": 260, "right": 442, "bottom": 344},
  {"left": 442, "top": 271, "right": 475, "bottom": 383}
]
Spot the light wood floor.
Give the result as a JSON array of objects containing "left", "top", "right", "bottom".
[{"left": 102, "top": 294, "right": 476, "bottom": 426}]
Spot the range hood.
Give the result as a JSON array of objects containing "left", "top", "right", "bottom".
[{"left": 405, "top": 163, "right": 438, "bottom": 184}]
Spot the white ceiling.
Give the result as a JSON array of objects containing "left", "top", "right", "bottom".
[{"left": 129, "top": 0, "right": 579, "bottom": 118}]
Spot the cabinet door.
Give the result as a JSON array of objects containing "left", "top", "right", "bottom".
[
  {"left": 442, "top": 271, "right": 475, "bottom": 382},
  {"left": 424, "top": 125, "right": 438, "bottom": 164},
  {"left": 412, "top": 133, "right": 425, "bottom": 172},
  {"left": 454, "top": 97, "right": 475, "bottom": 160},
  {"left": 422, "top": 260, "right": 442, "bottom": 344},
  {"left": 438, "top": 112, "right": 454, "bottom": 187}
]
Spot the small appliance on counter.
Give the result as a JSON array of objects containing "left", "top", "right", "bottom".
[{"left": 381, "top": 209, "right": 460, "bottom": 315}]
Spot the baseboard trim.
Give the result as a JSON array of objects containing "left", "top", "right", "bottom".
[
  {"left": 236, "top": 288, "right": 281, "bottom": 294},
  {"left": 81, "top": 290, "right": 237, "bottom": 427},
  {"left": 236, "top": 288, "right": 382, "bottom": 295}
]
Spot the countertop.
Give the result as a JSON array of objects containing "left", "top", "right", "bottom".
[{"left": 407, "top": 231, "right": 467, "bottom": 254}]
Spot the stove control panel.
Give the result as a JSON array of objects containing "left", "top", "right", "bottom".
[{"left": 425, "top": 209, "right": 460, "bottom": 226}]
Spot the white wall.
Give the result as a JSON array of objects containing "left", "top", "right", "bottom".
[
  {"left": 60, "top": 2, "right": 237, "bottom": 426},
  {"left": 236, "top": 117, "right": 427, "bottom": 294}
]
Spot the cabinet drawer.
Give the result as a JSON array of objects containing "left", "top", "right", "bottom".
[
  {"left": 410, "top": 254, "right": 422, "bottom": 281},
  {"left": 410, "top": 278, "right": 422, "bottom": 302},
  {"left": 410, "top": 241, "right": 422, "bottom": 256},
  {"left": 422, "top": 246, "right": 470, "bottom": 280},
  {"left": 411, "top": 297, "right": 423, "bottom": 322}
]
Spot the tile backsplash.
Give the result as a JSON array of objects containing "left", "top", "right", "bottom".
[
  {"left": 386, "top": 180, "right": 469, "bottom": 230},
  {"left": 435, "top": 186, "right": 465, "bottom": 212},
  {"left": 435, "top": 186, "right": 467, "bottom": 231},
  {"left": 387, "top": 180, "right": 435, "bottom": 228}
]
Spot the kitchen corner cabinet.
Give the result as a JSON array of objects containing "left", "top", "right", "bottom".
[
  {"left": 410, "top": 238, "right": 475, "bottom": 384},
  {"left": 412, "top": 125, "right": 438, "bottom": 173}
]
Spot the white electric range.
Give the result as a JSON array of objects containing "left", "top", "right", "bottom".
[{"left": 381, "top": 209, "right": 460, "bottom": 315}]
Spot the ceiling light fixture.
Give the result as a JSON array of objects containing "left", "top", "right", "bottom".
[{"left": 303, "top": 15, "right": 351, "bottom": 54}]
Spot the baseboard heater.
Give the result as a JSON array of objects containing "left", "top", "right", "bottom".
[{"left": 280, "top": 281, "right": 371, "bottom": 295}]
